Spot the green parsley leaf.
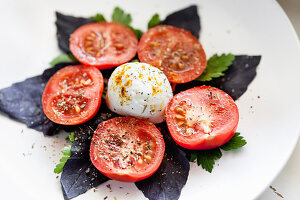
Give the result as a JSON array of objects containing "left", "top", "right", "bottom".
[
  {"left": 220, "top": 132, "right": 247, "bottom": 151},
  {"left": 130, "top": 59, "right": 140, "bottom": 62},
  {"left": 128, "top": 26, "right": 144, "bottom": 40},
  {"left": 61, "top": 145, "right": 72, "bottom": 156},
  {"left": 90, "top": 13, "right": 106, "bottom": 22},
  {"left": 196, "top": 53, "right": 235, "bottom": 82},
  {"left": 65, "top": 132, "right": 75, "bottom": 143},
  {"left": 190, "top": 152, "right": 197, "bottom": 162},
  {"left": 189, "top": 132, "right": 247, "bottom": 172},
  {"left": 54, "top": 162, "right": 65, "bottom": 174},
  {"left": 54, "top": 145, "right": 71, "bottom": 174},
  {"left": 49, "top": 53, "right": 77, "bottom": 67},
  {"left": 147, "top": 14, "right": 160, "bottom": 29},
  {"left": 111, "top": 7, "right": 132, "bottom": 26},
  {"left": 110, "top": 7, "right": 142, "bottom": 39},
  {"left": 195, "top": 148, "right": 222, "bottom": 173}
]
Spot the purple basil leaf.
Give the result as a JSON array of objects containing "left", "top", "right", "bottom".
[
  {"left": 62, "top": 158, "right": 108, "bottom": 200},
  {"left": 161, "top": 5, "right": 200, "bottom": 39},
  {"left": 0, "top": 63, "right": 70, "bottom": 135},
  {"left": 175, "top": 55, "right": 261, "bottom": 100},
  {"left": 61, "top": 104, "right": 117, "bottom": 200},
  {"left": 211, "top": 55, "right": 261, "bottom": 100},
  {"left": 55, "top": 12, "right": 95, "bottom": 53},
  {"left": 135, "top": 125, "right": 190, "bottom": 200}
]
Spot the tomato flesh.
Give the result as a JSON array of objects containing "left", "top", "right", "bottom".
[
  {"left": 70, "top": 22, "right": 138, "bottom": 69},
  {"left": 90, "top": 117, "right": 165, "bottom": 182},
  {"left": 42, "top": 65, "right": 103, "bottom": 125},
  {"left": 166, "top": 86, "right": 239, "bottom": 150},
  {"left": 138, "top": 25, "right": 206, "bottom": 83}
]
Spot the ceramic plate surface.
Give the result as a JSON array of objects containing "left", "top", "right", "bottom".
[{"left": 0, "top": 0, "right": 299, "bottom": 200}]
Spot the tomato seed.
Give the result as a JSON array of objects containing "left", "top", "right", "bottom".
[
  {"left": 144, "top": 155, "right": 151, "bottom": 161},
  {"left": 75, "top": 105, "right": 81, "bottom": 113},
  {"left": 80, "top": 79, "right": 86, "bottom": 84},
  {"left": 90, "top": 32, "right": 96, "bottom": 37},
  {"left": 85, "top": 41, "right": 93, "bottom": 46},
  {"left": 181, "top": 55, "right": 189, "bottom": 61},
  {"left": 146, "top": 150, "right": 153, "bottom": 155},
  {"left": 86, "top": 36, "right": 94, "bottom": 40},
  {"left": 85, "top": 47, "right": 94, "bottom": 53},
  {"left": 175, "top": 114, "right": 185, "bottom": 120},
  {"left": 137, "top": 159, "right": 143, "bottom": 165},
  {"left": 175, "top": 106, "right": 186, "bottom": 115},
  {"left": 84, "top": 79, "right": 92, "bottom": 85},
  {"left": 96, "top": 52, "right": 101, "bottom": 57},
  {"left": 177, "top": 121, "right": 185, "bottom": 126},
  {"left": 177, "top": 63, "right": 184, "bottom": 70},
  {"left": 115, "top": 43, "right": 124, "bottom": 50},
  {"left": 151, "top": 41, "right": 160, "bottom": 47}
]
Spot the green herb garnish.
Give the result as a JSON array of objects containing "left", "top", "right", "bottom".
[
  {"left": 54, "top": 145, "right": 72, "bottom": 174},
  {"left": 220, "top": 132, "right": 247, "bottom": 151},
  {"left": 196, "top": 53, "right": 235, "bottom": 82},
  {"left": 111, "top": 7, "right": 143, "bottom": 39},
  {"left": 65, "top": 132, "right": 75, "bottom": 143},
  {"left": 129, "top": 27, "right": 143, "bottom": 39},
  {"left": 112, "top": 7, "right": 132, "bottom": 26},
  {"left": 90, "top": 13, "right": 106, "bottom": 22},
  {"left": 189, "top": 132, "right": 246, "bottom": 172},
  {"left": 54, "top": 132, "right": 75, "bottom": 174},
  {"left": 50, "top": 53, "right": 77, "bottom": 67},
  {"left": 148, "top": 14, "right": 160, "bottom": 29}
]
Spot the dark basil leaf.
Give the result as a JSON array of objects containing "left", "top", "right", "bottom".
[
  {"left": 211, "top": 55, "right": 261, "bottom": 100},
  {"left": 55, "top": 12, "right": 95, "bottom": 53},
  {"left": 161, "top": 5, "right": 200, "bottom": 39},
  {"left": 62, "top": 158, "right": 108, "bottom": 200},
  {"left": 135, "top": 127, "right": 190, "bottom": 200},
  {"left": 175, "top": 55, "right": 261, "bottom": 100},
  {"left": 61, "top": 103, "right": 117, "bottom": 200},
  {"left": 0, "top": 63, "right": 71, "bottom": 135}
]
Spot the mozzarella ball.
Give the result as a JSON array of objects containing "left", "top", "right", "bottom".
[{"left": 106, "top": 62, "right": 173, "bottom": 123}]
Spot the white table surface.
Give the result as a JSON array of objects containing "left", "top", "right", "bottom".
[{"left": 258, "top": 1, "right": 300, "bottom": 199}]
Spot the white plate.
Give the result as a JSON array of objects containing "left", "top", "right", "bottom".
[{"left": 0, "top": 0, "right": 299, "bottom": 200}]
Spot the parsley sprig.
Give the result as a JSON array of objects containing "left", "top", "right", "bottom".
[
  {"left": 65, "top": 131, "right": 75, "bottom": 143},
  {"left": 111, "top": 7, "right": 143, "bottom": 39},
  {"left": 54, "top": 132, "right": 74, "bottom": 174},
  {"left": 148, "top": 14, "right": 161, "bottom": 29},
  {"left": 49, "top": 53, "right": 77, "bottom": 67},
  {"left": 90, "top": 13, "right": 106, "bottom": 22},
  {"left": 196, "top": 53, "right": 235, "bottom": 82},
  {"left": 220, "top": 132, "right": 247, "bottom": 151},
  {"left": 189, "top": 132, "right": 247, "bottom": 173}
]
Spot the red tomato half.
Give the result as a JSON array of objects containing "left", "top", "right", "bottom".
[
  {"left": 90, "top": 117, "right": 165, "bottom": 182},
  {"left": 165, "top": 86, "right": 239, "bottom": 150},
  {"left": 70, "top": 22, "right": 138, "bottom": 69},
  {"left": 138, "top": 25, "right": 206, "bottom": 83},
  {"left": 42, "top": 65, "right": 103, "bottom": 125}
]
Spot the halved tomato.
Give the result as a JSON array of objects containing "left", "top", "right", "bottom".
[
  {"left": 138, "top": 25, "right": 206, "bottom": 83},
  {"left": 70, "top": 22, "right": 138, "bottom": 69},
  {"left": 90, "top": 117, "right": 165, "bottom": 182},
  {"left": 42, "top": 65, "right": 103, "bottom": 125},
  {"left": 165, "top": 86, "right": 239, "bottom": 150}
]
